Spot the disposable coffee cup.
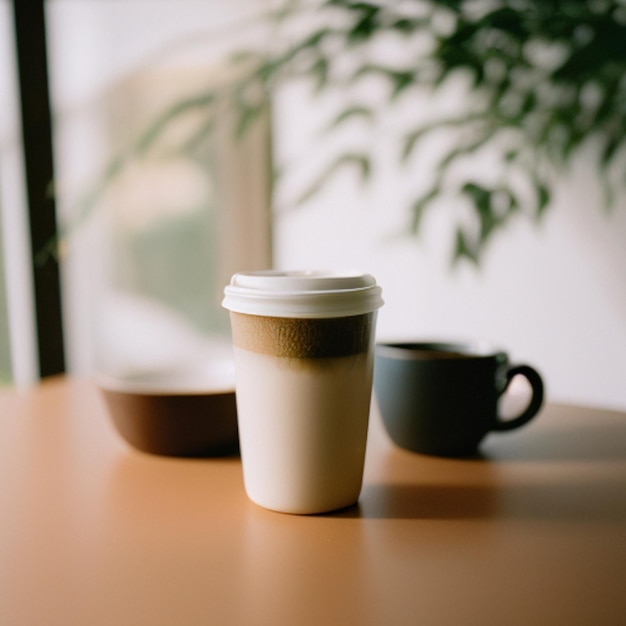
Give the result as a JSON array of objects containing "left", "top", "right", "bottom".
[{"left": 222, "top": 270, "right": 384, "bottom": 514}]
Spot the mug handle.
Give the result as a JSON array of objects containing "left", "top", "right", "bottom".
[{"left": 493, "top": 365, "right": 544, "bottom": 432}]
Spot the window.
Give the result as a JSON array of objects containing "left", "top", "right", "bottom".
[{"left": 2, "top": 0, "right": 272, "bottom": 382}]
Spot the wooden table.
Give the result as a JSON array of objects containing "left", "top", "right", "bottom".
[{"left": 1, "top": 377, "right": 625, "bottom": 625}]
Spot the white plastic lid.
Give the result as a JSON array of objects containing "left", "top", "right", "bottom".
[{"left": 222, "top": 270, "right": 384, "bottom": 318}]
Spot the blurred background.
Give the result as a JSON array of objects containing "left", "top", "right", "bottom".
[{"left": 1, "top": 0, "right": 625, "bottom": 410}]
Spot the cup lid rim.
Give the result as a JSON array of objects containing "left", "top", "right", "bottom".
[{"left": 222, "top": 270, "right": 384, "bottom": 318}]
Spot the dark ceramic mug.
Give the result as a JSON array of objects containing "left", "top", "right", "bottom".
[{"left": 373, "top": 342, "right": 544, "bottom": 457}]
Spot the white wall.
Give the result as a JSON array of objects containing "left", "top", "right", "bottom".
[{"left": 272, "top": 82, "right": 626, "bottom": 411}]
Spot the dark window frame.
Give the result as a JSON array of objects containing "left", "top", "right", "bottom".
[{"left": 11, "top": 0, "right": 65, "bottom": 377}]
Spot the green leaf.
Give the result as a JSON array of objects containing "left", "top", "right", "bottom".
[
  {"left": 401, "top": 129, "right": 427, "bottom": 163},
  {"left": 136, "top": 92, "right": 216, "bottom": 155},
  {"left": 533, "top": 175, "right": 552, "bottom": 220},
  {"left": 255, "top": 59, "right": 284, "bottom": 83},
  {"left": 261, "top": 28, "right": 334, "bottom": 81},
  {"left": 311, "top": 57, "right": 330, "bottom": 92},
  {"left": 182, "top": 117, "right": 216, "bottom": 156},
  {"left": 462, "top": 182, "right": 491, "bottom": 212},
  {"left": 297, "top": 28, "right": 334, "bottom": 53},
  {"left": 347, "top": 4, "right": 380, "bottom": 43},
  {"left": 461, "top": 182, "right": 507, "bottom": 246},
  {"left": 553, "top": 24, "right": 626, "bottom": 83},
  {"left": 350, "top": 63, "right": 383, "bottom": 82},
  {"left": 409, "top": 186, "right": 440, "bottom": 234},
  {"left": 326, "top": 106, "right": 375, "bottom": 131},
  {"left": 390, "top": 71, "right": 416, "bottom": 99},
  {"left": 401, "top": 113, "right": 485, "bottom": 163},
  {"left": 235, "top": 104, "right": 264, "bottom": 139},
  {"left": 481, "top": 6, "right": 527, "bottom": 40},
  {"left": 351, "top": 64, "right": 417, "bottom": 99},
  {"left": 342, "top": 152, "right": 371, "bottom": 182},
  {"left": 601, "top": 134, "right": 622, "bottom": 167},
  {"left": 391, "top": 18, "right": 424, "bottom": 35},
  {"left": 294, "top": 152, "right": 372, "bottom": 206},
  {"left": 435, "top": 128, "right": 496, "bottom": 173},
  {"left": 536, "top": 182, "right": 550, "bottom": 217},
  {"left": 601, "top": 176, "right": 615, "bottom": 212},
  {"left": 453, "top": 229, "right": 479, "bottom": 266},
  {"left": 520, "top": 89, "right": 537, "bottom": 116}
]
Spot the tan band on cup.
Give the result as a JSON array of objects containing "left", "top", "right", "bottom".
[{"left": 230, "top": 312, "right": 374, "bottom": 358}]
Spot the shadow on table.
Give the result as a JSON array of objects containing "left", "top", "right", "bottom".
[
  {"left": 324, "top": 403, "right": 626, "bottom": 521},
  {"left": 481, "top": 404, "right": 626, "bottom": 463},
  {"left": 329, "top": 480, "right": 626, "bottom": 522}
]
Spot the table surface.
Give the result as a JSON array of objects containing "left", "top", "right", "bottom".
[{"left": 1, "top": 377, "right": 625, "bottom": 626}]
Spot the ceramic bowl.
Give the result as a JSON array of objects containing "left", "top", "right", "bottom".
[{"left": 97, "top": 358, "right": 238, "bottom": 457}]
